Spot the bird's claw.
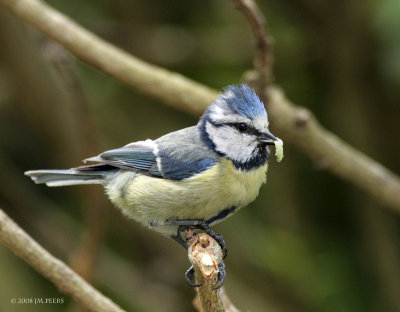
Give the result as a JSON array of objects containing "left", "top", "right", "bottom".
[
  {"left": 214, "top": 260, "right": 226, "bottom": 290},
  {"left": 185, "top": 265, "right": 202, "bottom": 288},
  {"left": 185, "top": 261, "right": 226, "bottom": 289},
  {"left": 211, "top": 231, "right": 228, "bottom": 259},
  {"left": 171, "top": 220, "right": 228, "bottom": 258},
  {"left": 197, "top": 223, "right": 228, "bottom": 259},
  {"left": 170, "top": 219, "right": 228, "bottom": 287}
]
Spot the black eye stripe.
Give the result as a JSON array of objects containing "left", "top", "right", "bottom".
[
  {"left": 228, "top": 123, "right": 261, "bottom": 136},
  {"left": 236, "top": 123, "right": 247, "bottom": 132},
  {"left": 207, "top": 120, "right": 262, "bottom": 136}
]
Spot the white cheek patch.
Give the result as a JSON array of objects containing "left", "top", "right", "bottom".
[{"left": 206, "top": 122, "right": 258, "bottom": 163}]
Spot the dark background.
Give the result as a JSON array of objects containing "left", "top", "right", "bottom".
[{"left": 0, "top": 0, "right": 400, "bottom": 311}]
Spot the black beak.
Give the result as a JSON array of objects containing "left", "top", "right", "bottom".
[{"left": 258, "top": 130, "right": 278, "bottom": 146}]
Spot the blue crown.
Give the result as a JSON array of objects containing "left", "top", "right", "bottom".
[{"left": 217, "top": 84, "right": 267, "bottom": 119}]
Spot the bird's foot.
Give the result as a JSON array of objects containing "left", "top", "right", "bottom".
[
  {"left": 198, "top": 224, "right": 228, "bottom": 259},
  {"left": 170, "top": 219, "right": 228, "bottom": 259},
  {"left": 214, "top": 261, "right": 226, "bottom": 289},
  {"left": 185, "top": 265, "right": 202, "bottom": 287},
  {"left": 169, "top": 219, "right": 228, "bottom": 288},
  {"left": 184, "top": 261, "right": 226, "bottom": 289}
]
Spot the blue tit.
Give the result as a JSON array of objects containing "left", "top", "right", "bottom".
[{"left": 25, "top": 84, "right": 280, "bottom": 287}]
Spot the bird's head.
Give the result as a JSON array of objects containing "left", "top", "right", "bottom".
[{"left": 199, "top": 84, "right": 278, "bottom": 170}]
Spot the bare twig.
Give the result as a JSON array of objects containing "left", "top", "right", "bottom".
[
  {"left": 0, "top": 209, "right": 126, "bottom": 312},
  {"left": 193, "top": 288, "right": 241, "bottom": 312},
  {"left": 1, "top": 0, "right": 400, "bottom": 214},
  {"left": 188, "top": 233, "right": 237, "bottom": 312},
  {"left": 231, "top": 0, "right": 274, "bottom": 92}
]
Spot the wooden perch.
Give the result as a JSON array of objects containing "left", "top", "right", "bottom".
[{"left": 187, "top": 232, "right": 240, "bottom": 312}]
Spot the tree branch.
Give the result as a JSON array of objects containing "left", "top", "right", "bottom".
[
  {"left": 0, "top": 0, "right": 216, "bottom": 116},
  {"left": 0, "top": 209, "right": 126, "bottom": 312},
  {"left": 187, "top": 233, "right": 240, "bottom": 312},
  {"left": 266, "top": 87, "right": 400, "bottom": 212},
  {"left": 1, "top": 0, "right": 400, "bottom": 214},
  {"left": 231, "top": 0, "right": 274, "bottom": 91}
]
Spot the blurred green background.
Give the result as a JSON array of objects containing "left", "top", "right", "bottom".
[{"left": 1, "top": 0, "right": 400, "bottom": 311}]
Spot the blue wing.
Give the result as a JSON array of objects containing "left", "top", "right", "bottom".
[
  {"left": 100, "top": 147, "right": 159, "bottom": 173},
  {"left": 84, "top": 140, "right": 161, "bottom": 177},
  {"left": 159, "top": 156, "right": 215, "bottom": 180},
  {"left": 83, "top": 138, "right": 216, "bottom": 180}
]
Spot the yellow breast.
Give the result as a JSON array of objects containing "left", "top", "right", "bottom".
[{"left": 107, "top": 158, "right": 268, "bottom": 230}]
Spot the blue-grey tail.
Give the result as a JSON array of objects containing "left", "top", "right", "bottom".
[{"left": 24, "top": 169, "right": 107, "bottom": 187}]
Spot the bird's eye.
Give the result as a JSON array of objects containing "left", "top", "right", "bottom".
[{"left": 236, "top": 123, "right": 248, "bottom": 132}]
